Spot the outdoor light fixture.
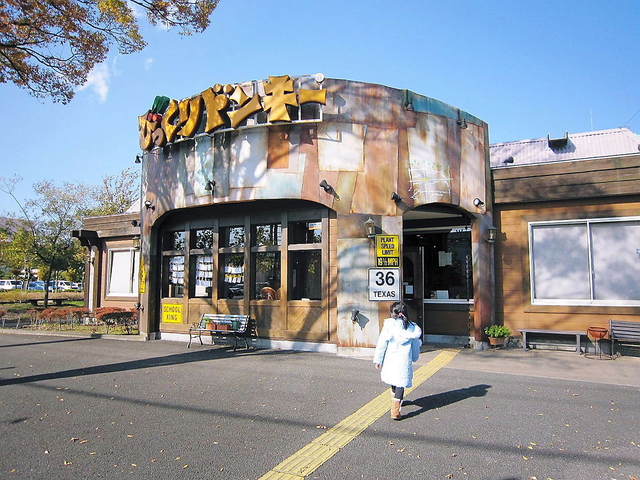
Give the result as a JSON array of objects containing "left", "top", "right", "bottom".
[
  {"left": 351, "top": 309, "right": 360, "bottom": 322},
  {"left": 503, "top": 156, "right": 515, "bottom": 165},
  {"left": 204, "top": 180, "right": 215, "bottom": 191},
  {"left": 144, "top": 200, "right": 154, "bottom": 210},
  {"left": 131, "top": 220, "right": 139, "bottom": 227},
  {"left": 319, "top": 179, "right": 333, "bottom": 193},
  {"left": 487, "top": 226, "right": 497, "bottom": 244},
  {"left": 473, "top": 197, "right": 485, "bottom": 208},
  {"left": 391, "top": 192, "right": 402, "bottom": 203},
  {"left": 456, "top": 110, "right": 468, "bottom": 129},
  {"left": 135, "top": 154, "right": 142, "bottom": 164},
  {"left": 364, "top": 218, "right": 376, "bottom": 238}
]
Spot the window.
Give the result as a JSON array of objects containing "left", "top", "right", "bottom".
[
  {"left": 189, "top": 229, "right": 214, "bottom": 298},
  {"left": 289, "top": 250, "right": 321, "bottom": 300},
  {"left": 253, "top": 252, "right": 281, "bottom": 299},
  {"left": 162, "top": 231, "right": 185, "bottom": 298},
  {"left": 253, "top": 223, "right": 282, "bottom": 246},
  {"left": 107, "top": 249, "right": 139, "bottom": 296},
  {"left": 288, "top": 218, "right": 323, "bottom": 300},
  {"left": 530, "top": 218, "right": 640, "bottom": 305},
  {"left": 219, "top": 253, "right": 244, "bottom": 299},
  {"left": 220, "top": 225, "right": 245, "bottom": 247},
  {"left": 422, "top": 227, "right": 473, "bottom": 301}
]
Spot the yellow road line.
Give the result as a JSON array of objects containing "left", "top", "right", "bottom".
[{"left": 258, "top": 349, "right": 459, "bottom": 479}]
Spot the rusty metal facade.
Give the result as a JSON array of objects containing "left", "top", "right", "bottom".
[{"left": 137, "top": 76, "right": 492, "bottom": 349}]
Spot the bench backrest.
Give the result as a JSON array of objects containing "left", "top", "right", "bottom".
[
  {"left": 610, "top": 320, "right": 640, "bottom": 341},
  {"left": 200, "top": 313, "right": 249, "bottom": 332}
]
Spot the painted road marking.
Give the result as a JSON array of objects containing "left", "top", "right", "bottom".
[{"left": 258, "top": 349, "right": 459, "bottom": 480}]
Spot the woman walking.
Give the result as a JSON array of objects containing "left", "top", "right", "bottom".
[{"left": 373, "top": 301, "right": 422, "bottom": 420}]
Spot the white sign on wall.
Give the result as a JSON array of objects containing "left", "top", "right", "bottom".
[{"left": 368, "top": 268, "right": 401, "bottom": 301}]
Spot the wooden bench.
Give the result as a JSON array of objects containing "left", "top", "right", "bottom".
[
  {"left": 519, "top": 329, "right": 586, "bottom": 354},
  {"left": 188, "top": 314, "right": 250, "bottom": 351},
  {"left": 610, "top": 320, "right": 640, "bottom": 356}
]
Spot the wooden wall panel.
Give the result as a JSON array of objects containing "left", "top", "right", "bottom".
[{"left": 495, "top": 198, "right": 640, "bottom": 335}]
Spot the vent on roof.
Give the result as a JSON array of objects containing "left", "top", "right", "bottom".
[{"left": 547, "top": 132, "right": 569, "bottom": 149}]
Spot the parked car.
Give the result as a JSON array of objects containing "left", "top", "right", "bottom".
[
  {"left": 53, "top": 281, "right": 74, "bottom": 291},
  {"left": 0, "top": 279, "right": 21, "bottom": 291},
  {"left": 28, "top": 281, "right": 54, "bottom": 292},
  {"left": 71, "top": 282, "right": 84, "bottom": 291}
]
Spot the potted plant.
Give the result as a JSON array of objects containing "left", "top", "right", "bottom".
[{"left": 484, "top": 324, "right": 511, "bottom": 347}]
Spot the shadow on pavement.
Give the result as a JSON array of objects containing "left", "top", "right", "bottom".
[
  {"left": 402, "top": 384, "right": 491, "bottom": 419},
  {"left": 0, "top": 346, "right": 298, "bottom": 387},
  {"left": 0, "top": 337, "right": 98, "bottom": 349}
]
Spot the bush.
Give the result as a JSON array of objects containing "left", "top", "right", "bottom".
[
  {"left": 484, "top": 324, "right": 511, "bottom": 338},
  {"left": 95, "top": 307, "right": 138, "bottom": 334}
]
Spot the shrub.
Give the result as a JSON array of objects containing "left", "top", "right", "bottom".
[
  {"left": 95, "top": 307, "right": 139, "bottom": 334},
  {"left": 484, "top": 324, "right": 511, "bottom": 338}
]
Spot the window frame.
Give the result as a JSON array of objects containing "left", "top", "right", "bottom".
[
  {"left": 528, "top": 216, "right": 640, "bottom": 307},
  {"left": 106, "top": 247, "right": 140, "bottom": 298}
]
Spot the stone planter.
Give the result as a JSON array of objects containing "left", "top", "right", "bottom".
[{"left": 488, "top": 336, "right": 506, "bottom": 347}]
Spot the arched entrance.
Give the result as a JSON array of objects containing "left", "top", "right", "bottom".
[{"left": 403, "top": 204, "right": 477, "bottom": 344}]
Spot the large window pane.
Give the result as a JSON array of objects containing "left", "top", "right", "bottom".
[
  {"left": 531, "top": 224, "right": 590, "bottom": 300},
  {"left": 289, "top": 220, "right": 321, "bottom": 244},
  {"left": 219, "top": 253, "right": 244, "bottom": 299},
  {"left": 253, "top": 224, "right": 282, "bottom": 246},
  {"left": 108, "top": 250, "right": 133, "bottom": 295},
  {"left": 253, "top": 252, "right": 281, "bottom": 299},
  {"left": 423, "top": 229, "right": 473, "bottom": 300},
  {"left": 591, "top": 221, "right": 640, "bottom": 301},
  {"left": 289, "top": 250, "right": 321, "bottom": 300},
  {"left": 163, "top": 255, "right": 184, "bottom": 298},
  {"left": 190, "top": 254, "right": 214, "bottom": 298}
]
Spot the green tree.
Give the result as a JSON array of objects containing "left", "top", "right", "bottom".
[
  {"left": 1, "top": 0, "right": 220, "bottom": 103},
  {"left": 85, "top": 166, "right": 140, "bottom": 216},
  {"left": 0, "top": 176, "right": 91, "bottom": 305}
]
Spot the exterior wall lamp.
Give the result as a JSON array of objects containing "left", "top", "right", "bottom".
[
  {"left": 364, "top": 218, "right": 376, "bottom": 238},
  {"left": 473, "top": 197, "right": 485, "bottom": 208},
  {"left": 204, "top": 180, "right": 215, "bottom": 191},
  {"left": 144, "top": 200, "right": 155, "bottom": 211},
  {"left": 135, "top": 154, "right": 142, "bottom": 164},
  {"left": 319, "top": 179, "right": 340, "bottom": 199},
  {"left": 487, "top": 226, "right": 497, "bottom": 243},
  {"left": 391, "top": 192, "right": 402, "bottom": 203},
  {"left": 131, "top": 219, "right": 139, "bottom": 227}
]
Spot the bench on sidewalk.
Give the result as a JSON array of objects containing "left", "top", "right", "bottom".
[
  {"left": 188, "top": 313, "right": 251, "bottom": 351},
  {"left": 519, "top": 329, "right": 586, "bottom": 354},
  {"left": 610, "top": 320, "right": 640, "bottom": 356}
]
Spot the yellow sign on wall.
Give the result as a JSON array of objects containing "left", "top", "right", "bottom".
[
  {"left": 162, "top": 303, "right": 183, "bottom": 323},
  {"left": 375, "top": 235, "right": 400, "bottom": 267}
]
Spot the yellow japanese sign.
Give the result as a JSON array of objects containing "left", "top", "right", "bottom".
[
  {"left": 139, "top": 75, "right": 327, "bottom": 151},
  {"left": 162, "top": 303, "right": 183, "bottom": 323},
  {"left": 376, "top": 235, "right": 400, "bottom": 267},
  {"left": 138, "top": 260, "right": 147, "bottom": 295}
]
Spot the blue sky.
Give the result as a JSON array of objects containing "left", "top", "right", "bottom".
[{"left": 1, "top": 0, "right": 639, "bottom": 208}]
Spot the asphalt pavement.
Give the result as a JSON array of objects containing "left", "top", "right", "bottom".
[{"left": 0, "top": 332, "right": 638, "bottom": 480}]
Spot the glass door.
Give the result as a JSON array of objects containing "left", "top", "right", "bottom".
[{"left": 402, "top": 246, "right": 424, "bottom": 333}]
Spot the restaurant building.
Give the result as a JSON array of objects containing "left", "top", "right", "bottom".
[
  {"left": 74, "top": 73, "right": 640, "bottom": 354},
  {"left": 75, "top": 74, "right": 495, "bottom": 354}
]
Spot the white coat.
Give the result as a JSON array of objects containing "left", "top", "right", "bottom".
[{"left": 373, "top": 317, "right": 422, "bottom": 388}]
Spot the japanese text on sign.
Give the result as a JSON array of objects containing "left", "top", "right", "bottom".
[
  {"left": 139, "top": 75, "right": 327, "bottom": 151},
  {"left": 375, "top": 235, "right": 400, "bottom": 267},
  {"left": 162, "top": 303, "right": 183, "bottom": 323},
  {"left": 368, "top": 268, "right": 401, "bottom": 301}
]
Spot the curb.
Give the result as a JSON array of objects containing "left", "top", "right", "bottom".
[{"left": 0, "top": 328, "right": 147, "bottom": 342}]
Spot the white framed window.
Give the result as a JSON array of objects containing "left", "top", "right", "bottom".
[
  {"left": 107, "top": 248, "right": 140, "bottom": 297},
  {"left": 529, "top": 217, "right": 640, "bottom": 306}
]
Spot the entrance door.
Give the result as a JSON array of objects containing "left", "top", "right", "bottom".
[{"left": 402, "top": 246, "right": 424, "bottom": 333}]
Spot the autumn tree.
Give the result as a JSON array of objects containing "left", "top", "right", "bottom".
[
  {"left": 0, "top": 176, "right": 91, "bottom": 306},
  {"left": 85, "top": 166, "right": 140, "bottom": 216},
  {"left": 0, "top": 0, "right": 220, "bottom": 103}
]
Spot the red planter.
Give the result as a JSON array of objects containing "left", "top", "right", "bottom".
[{"left": 488, "top": 337, "right": 505, "bottom": 347}]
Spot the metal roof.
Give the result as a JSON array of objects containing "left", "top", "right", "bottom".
[{"left": 489, "top": 128, "right": 640, "bottom": 169}]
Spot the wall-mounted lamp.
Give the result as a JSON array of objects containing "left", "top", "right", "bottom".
[
  {"left": 131, "top": 219, "right": 139, "bottom": 227},
  {"left": 204, "top": 180, "right": 215, "bottom": 191},
  {"left": 319, "top": 179, "right": 340, "bottom": 199},
  {"left": 351, "top": 309, "right": 360, "bottom": 322},
  {"left": 144, "top": 200, "right": 155, "bottom": 211},
  {"left": 391, "top": 192, "right": 402, "bottom": 203},
  {"left": 364, "top": 218, "right": 376, "bottom": 238},
  {"left": 134, "top": 154, "right": 142, "bottom": 164},
  {"left": 473, "top": 197, "right": 485, "bottom": 208},
  {"left": 457, "top": 110, "right": 468, "bottom": 129},
  {"left": 487, "top": 226, "right": 497, "bottom": 244}
]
